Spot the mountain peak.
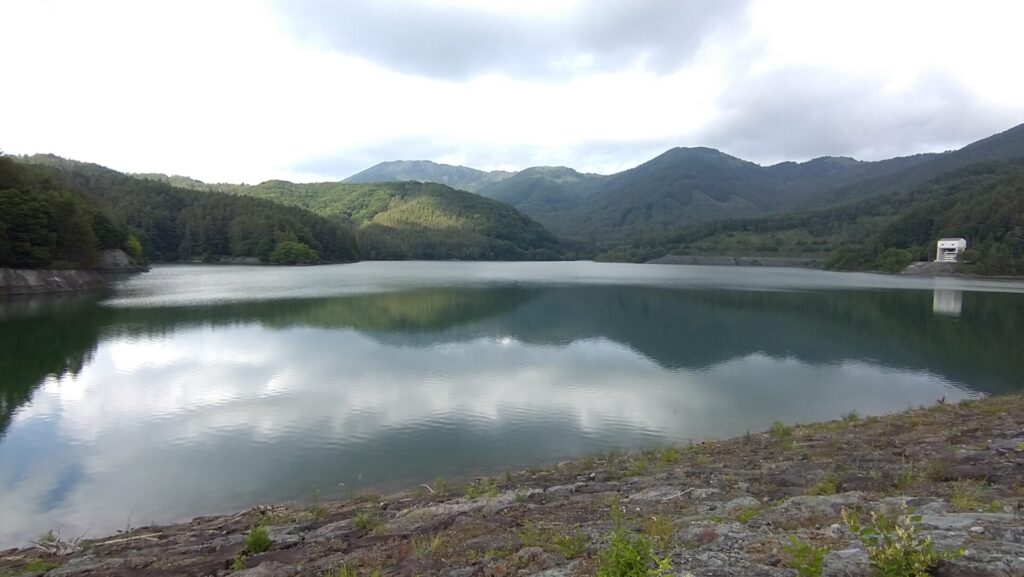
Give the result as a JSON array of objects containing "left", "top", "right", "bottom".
[{"left": 344, "top": 160, "right": 512, "bottom": 192}]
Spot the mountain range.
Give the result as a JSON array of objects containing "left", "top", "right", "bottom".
[
  {"left": 5, "top": 121, "right": 1023, "bottom": 274},
  {"left": 343, "top": 123, "right": 1024, "bottom": 245}
]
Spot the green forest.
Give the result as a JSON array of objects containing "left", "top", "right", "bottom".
[
  {"left": 6, "top": 155, "right": 359, "bottom": 267},
  {"left": 599, "top": 160, "right": 1024, "bottom": 275},
  {"left": 146, "top": 177, "right": 572, "bottom": 261},
  {"left": 0, "top": 155, "right": 139, "bottom": 269}
]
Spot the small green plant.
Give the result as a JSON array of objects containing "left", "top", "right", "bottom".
[
  {"left": 1016, "top": 441, "right": 1024, "bottom": 451},
  {"left": 243, "top": 525, "right": 272, "bottom": 555},
  {"left": 658, "top": 446, "right": 681, "bottom": 466},
  {"left": 736, "top": 505, "right": 766, "bottom": 524},
  {"left": 950, "top": 479, "right": 985, "bottom": 512},
  {"left": 413, "top": 534, "right": 449, "bottom": 558},
  {"left": 893, "top": 461, "right": 917, "bottom": 491},
  {"left": 807, "top": 474, "right": 840, "bottom": 496},
  {"left": 517, "top": 521, "right": 548, "bottom": 548},
  {"left": 231, "top": 554, "right": 247, "bottom": 571},
  {"left": 596, "top": 502, "right": 673, "bottom": 577},
  {"left": 923, "top": 458, "right": 948, "bottom": 482},
  {"left": 352, "top": 511, "right": 382, "bottom": 532},
  {"left": 596, "top": 525, "right": 672, "bottom": 577},
  {"left": 842, "top": 506, "right": 964, "bottom": 577},
  {"left": 782, "top": 536, "right": 827, "bottom": 577},
  {"left": 327, "top": 566, "right": 382, "bottom": 577},
  {"left": 553, "top": 528, "right": 589, "bottom": 559},
  {"left": 842, "top": 410, "right": 861, "bottom": 422},
  {"left": 465, "top": 478, "right": 498, "bottom": 499},
  {"left": 770, "top": 421, "right": 793, "bottom": 440},
  {"left": 627, "top": 455, "right": 651, "bottom": 476},
  {"left": 641, "top": 515, "right": 675, "bottom": 550},
  {"left": 18, "top": 559, "right": 62, "bottom": 574}
]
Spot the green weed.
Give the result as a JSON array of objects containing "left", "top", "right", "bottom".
[
  {"left": 553, "top": 528, "right": 589, "bottom": 559},
  {"left": 950, "top": 479, "right": 986, "bottom": 512},
  {"left": 783, "top": 536, "right": 827, "bottom": 577},
  {"left": 242, "top": 525, "right": 272, "bottom": 555},
  {"left": 596, "top": 525, "right": 672, "bottom": 577},
  {"left": 736, "top": 505, "right": 767, "bottom": 524},
  {"left": 842, "top": 506, "right": 964, "bottom": 577},
  {"left": 807, "top": 474, "right": 840, "bottom": 496},
  {"left": 641, "top": 515, "right": 675, "bottom": 550},
  {"left": 352, "top": 511, "right": 383, "bottom": 532},
  {"left": 770, "top": 421, "right": 793, "bottom": 440}
]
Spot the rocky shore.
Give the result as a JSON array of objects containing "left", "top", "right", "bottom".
[
  {"left": 646, "top": 255, "right": 821, "bottom": 268},
  {"left": 2, "top": 395, "right": 1023, "bottom": 577}
]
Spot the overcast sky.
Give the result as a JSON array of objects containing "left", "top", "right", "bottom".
[{"left": 2, "top": 0, "right": 1023, "bottom": 183}]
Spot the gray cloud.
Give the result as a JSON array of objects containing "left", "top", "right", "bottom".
[
  {"left": 698, "top": 68, "right": 1018, "bottom": 164},
  {"left": 271, "top": 0, "right": 748, "bottom": 80}
]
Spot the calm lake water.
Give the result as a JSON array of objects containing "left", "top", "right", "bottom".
[{"left": 2, "top": 261, "right": 1023, "bottom": 545}]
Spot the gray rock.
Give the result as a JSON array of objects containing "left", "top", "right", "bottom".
[
  {"left": 690, "top": 488, "right": 723, "bottom": 501},
  {"left": 232, "top": 561, "right": 298, "bottom": 577},
  {"left": 989, "top": 438, "right": 1024, "bottom": 453},
  {"left": 528, "top": 564, "right": 575, "bottom": 577},
  {"left": 940, "top": 465, "right": 991, "bottom": 481},
  {"left": 762, "top": 492, "right": 866, "bottom": 527},
  {"left": 918, "top": 513, "right": 1016, "bottom": 531},
  {"left": 48, "top": 555, "right": 127, "bottom": 576},
  {"left": 627, "top": 486, "right": 685, "bottom": 501},
  {"left": 98, "top": 249, "right": 132, "bottom": 269},
  {"left": 823, "top": 548, "right": 870, "bottom": 577},
  {"left": 266, "top": 524, "right": 304, "bottom": 546},
  {"left": 308, "top": 518, "right": 358, "bottom": 541},
  {"left": 514, "top": 546, "right": 552, "bottom": 570},
  {"left": 545, "top": 484, "right": 575, "bottom": 498},
  {"left": 721, "top": 496, "right": 760, "bottom": 513},
  {"left": 936, "top": 542, "right": 1024, "bottom": 576},
  {"left": 573, "top": 482, "right": 620, "bottom": 495}
]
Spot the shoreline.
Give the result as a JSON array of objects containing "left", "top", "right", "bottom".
[{"left": 2, "top": 394, "right": 1022, "bottom": 577}]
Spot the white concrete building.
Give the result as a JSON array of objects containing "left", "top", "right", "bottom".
[{"left": 935, "top": 238, "right": 967, "bottom": 262}]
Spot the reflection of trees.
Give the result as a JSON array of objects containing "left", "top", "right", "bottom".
[
  {"left": 0, "top": 295, "right": 111, "bottom": 439},
  {"left": 3, "top": 284, "right": 1022, "bottom": 439},
  {"left": 371, "top": 287, "right": 1024, "bottom": 394}
]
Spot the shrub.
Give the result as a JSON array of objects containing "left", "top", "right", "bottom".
[
  {"left": 269, "top": 240, "right": 320, "bottom": 264},
  {"left": 353, "top": 511, "right": 382, "bottom": 532},
  {"left": 770, "top": 421, "right": 793, "bottom": 440},
  {"left": 243, "top": 525, "right": 272, "bottom": 555},
  {"left": 783, "top": 536, "right": 827, "bottom": 577},
  {"left": 842, "top": 506, "right": 963, "bottom": 577},
  {"left": 807, "top": 474, "right": 840, "bottom": 496},
  {"left": 597, "top": 505, "right": 673, "bottom": 577},
  {"left": 553, "top": 528, "right": 589, "bottom": 559},
  {"left": 597, "top": 526, "right": 672, "bottom": 577}
]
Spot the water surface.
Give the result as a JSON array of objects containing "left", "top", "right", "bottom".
[{"left": 1, "top": 262, "right": 1023, "bottom": 546}]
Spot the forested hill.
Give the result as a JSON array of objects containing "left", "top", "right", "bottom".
[
  {"left": 344, "top": 160, "right": 513, "bottom": 193},
  {"left": 349, "top": 123, "right": 1024, "bottom": 245},
  {"left": 0, "top": 155, "right": 140, "bottom": 269},
  {"left": 17, "top": 155, "right": 359, "bottom": 265},
  {"left": 600, "top": 159, "right": 1024, "bottom": 275},
  {"left": 224, "top": 180, "right": 569, "bottom": 260}
]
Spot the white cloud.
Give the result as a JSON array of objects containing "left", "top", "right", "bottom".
[{"left": 0, "top": 0, "right": 1022, "bottom": 182}]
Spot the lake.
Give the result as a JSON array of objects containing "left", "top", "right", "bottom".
[{"left": 1, "top": 261, "right": 1023, "bottom": 546}]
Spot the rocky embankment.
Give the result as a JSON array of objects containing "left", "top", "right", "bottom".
[
  {"left": 0, "top": 268, "right": 106, "bottom": 295},
  {"left": 3, "top": 395, "right": 1023, "bottom": 577},
  {"left": 647, "top": 255, "right": 821, "bottom": 268},
  {"left": 0, "top": 250, "right": 147, "bottom": 295}
]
